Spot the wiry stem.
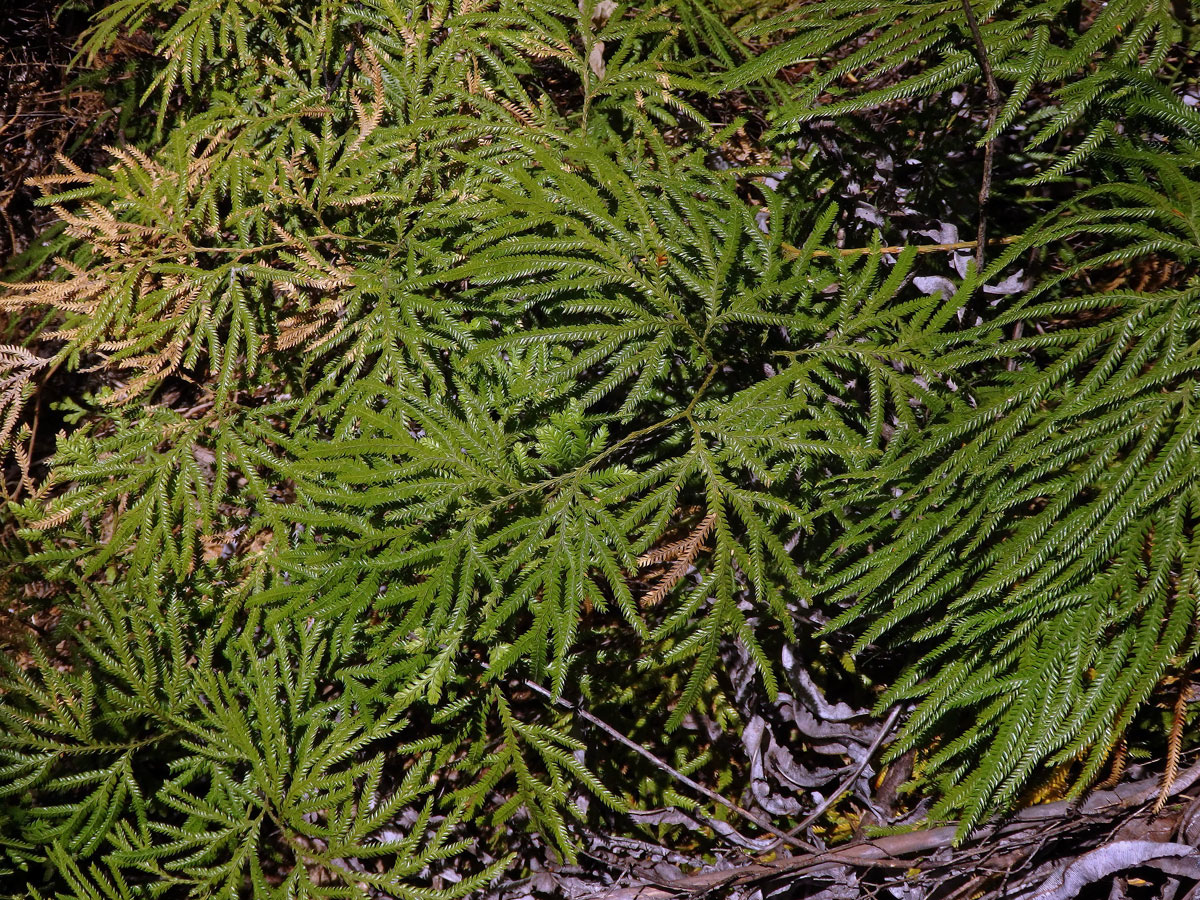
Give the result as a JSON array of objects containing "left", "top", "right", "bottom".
[
  {"left": 522, "top": 677, "right": 818, "bottom": 852},
  {"left": 959, "top": 0, "right": 1002, "bottom": 274}
]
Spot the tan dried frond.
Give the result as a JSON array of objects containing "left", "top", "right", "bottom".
[
  {"left": 183, "top": 137, "right": 223, "bottom": 188},
  {"left": 26, "top": 153, "right": 90, "bottom": 195},
  {"left": 30, "top": 504, "right": 73, "bottom": 532},
  {"left": 270, "top": 226, "right": 353, "bottom": 289},
  {"left": 399, "top": 24, "right": 420, "bottom": 48},
  {"left": 95, "top": 337, "right": 143, "bottom": 352},
  {"left": 105, "top": 144, "right": 158, "bottom": 175},
  {"left": 79, "top": 200, "right": 125, "bottom": 242},
  {"left": 0, "top": 345, "right": 48, "bottom": 449},
  {"left": 347, "top": 45, "right": 385, "bottom": 155},
  {"left": 0, "top": 346, "right": 46, "bottom": 368},
  {"left": 46, "top": 198, "right": 158, "bottom": 254},
  {"left": 309, "top": 317, "right": 347, "bottom": 352},
  {"left": 11, "top": 425, "right": 33, "bottom": 496},
  {"left": 275, "top": 319, "right": 324, "bottom": 351},
  {"left": 511, "top": 34, "right": 575, "bottom": 63},
  {"left": 0, "top": 402, "right": 26, "bottom": 457},
  {"left": 638, "top": 511, "right": 716, "bottom": 607},
  {"left": 27, "top": 171, "right": 92, "bottom": 191},
  {"left": 271, "top": 223, "right": 299, "bottom": 245},
  {"left": 102, "top": 339, "right": 184, "bottom": 406},
  {"left": 1, "top": 265, "right": 110, "bottom": 314},
  {"left": 457, "top": 0, "right": 495, "bottom": 16}
]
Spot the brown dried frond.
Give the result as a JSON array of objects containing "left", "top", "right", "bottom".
[
  {"left": 30, "top": 504, "right": 73, "bottom": 532},
  {"left": 498, "top": 97, "right": 536, "bottom": 127},
  {"left": 1155, "top": 680, "right": 1188, "bottom": 813},
  {"left": 102, "top": 339, "right": 184, "bottom": 405},
  {"left": 170, "top": 280, "right": 203, "bottom": 318},
  {"left": 637, "top": 511, "right": 716, "bottom": 607},
  {"left": 467, "top": 57, "right": 482, "bottom": 95},
  {"left": 1095, "top": 737, "right": 1127, "bottom": 791},
  {"left": 275, "top": 297, "right": 348, "bottom": 351}
]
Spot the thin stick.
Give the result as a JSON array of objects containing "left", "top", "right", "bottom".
[
  {"left": 522, "top": 678, "right": 818, "bottom": 852},
  {"left": 21, "top": 355, "right": 63, "bottom": 498},
  {"left": 959, "top": 0, "right": 1002, "bottom": 273},
  {"left": 785, "top": 705, "right": 902, "bottom": 839},
  {"left": 781, "top": 234, "right": 1019, "bottom": 261}
]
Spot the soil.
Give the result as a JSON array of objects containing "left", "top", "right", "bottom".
[{"left": 0, "top": 0, "right": 122, "bottom": 266}]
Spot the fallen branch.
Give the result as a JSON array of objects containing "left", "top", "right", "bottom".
[{"left": 590, "top": 758, "right": 1200, "bottom": 899}]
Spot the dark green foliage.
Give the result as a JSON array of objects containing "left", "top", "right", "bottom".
[{"left": 2, "top": 0, "right": 1199, "bottom": 894}]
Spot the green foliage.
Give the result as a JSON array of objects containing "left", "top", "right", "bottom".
[
  {"left": 2, "top": 583, "right": 498, "bottom": 896},
  {"left": 3, "top": 0, "right": 1200, "bottom": 893}
]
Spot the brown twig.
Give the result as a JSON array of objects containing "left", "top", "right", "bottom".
[
  {"left": 521, "top": 678, "right": 819, "bottom": 853},
  {"left": 781, "top": 234, "right": 1019, "bottom": 261},
  {"left": 783, "top": 705, "right": 902, "bottom": 840}
]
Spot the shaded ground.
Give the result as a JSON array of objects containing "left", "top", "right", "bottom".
[{"left": 1, "top": 2, "right": 94, "bottom": 262}]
